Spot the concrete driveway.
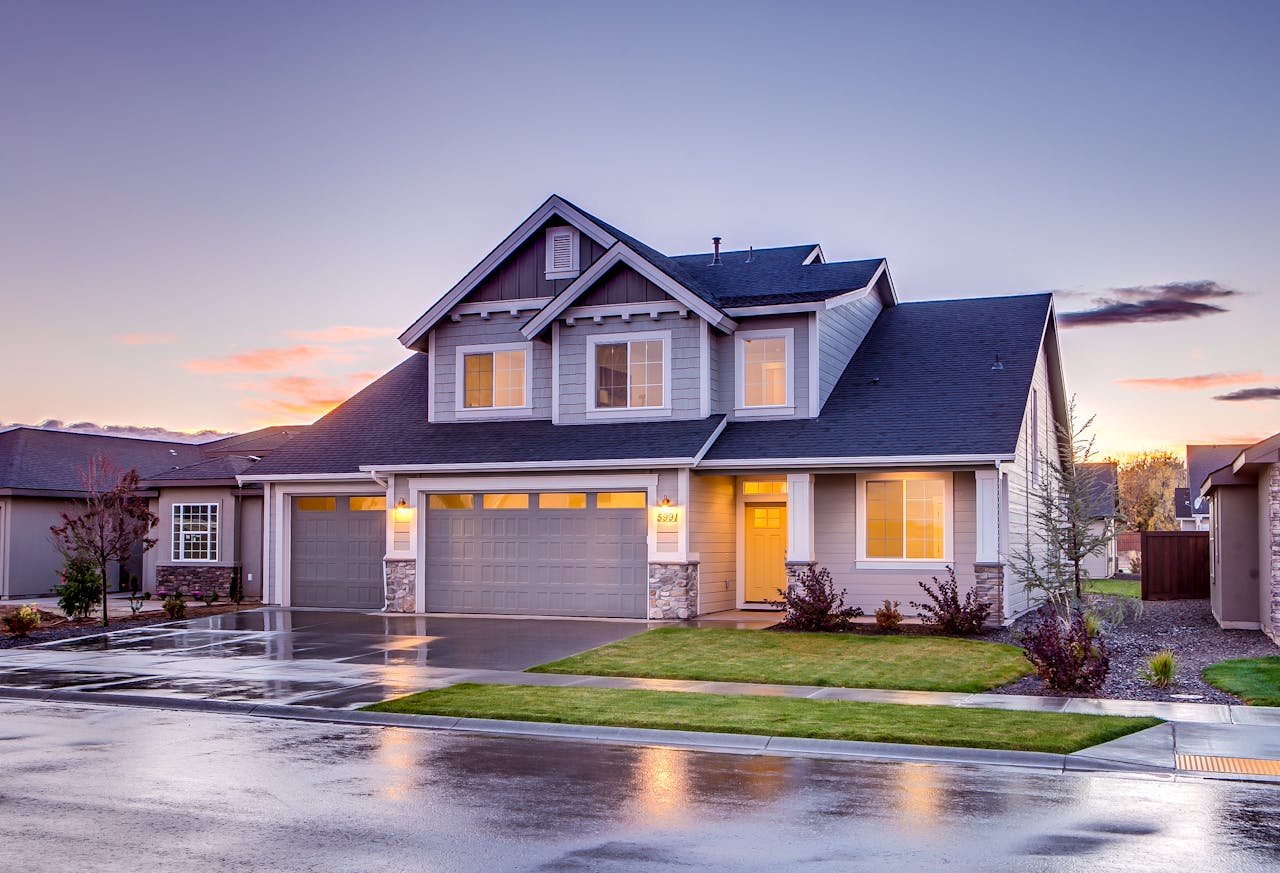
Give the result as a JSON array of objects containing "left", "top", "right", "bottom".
[{"left": 0, "top": 608, "right": 656, "bottom": 708}]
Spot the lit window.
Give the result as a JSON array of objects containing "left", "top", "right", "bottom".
[
  {"left": 348, "top": 496, "right": 386, "bottom": 512},
  {"left": 751, "top": 506, "right": 783, "bottom": 529},
  {"left": 173, "top": 504, "right": 218, "bottom": 562},
  {"left": 539, "top": 493, "right": 586, "bottom": 509},
  {"left": 594, "top": 338, "right": 664, "bottom": 409},
  {"left": 597, "top": 491, "right": 647, "bottom": 509},
  {"left": 741, "top": 335, "right": 789, "bottom": 407},
  {"left": 864, "top": 477, "right": 946, "bottom": 560},
  {"left": 428, "top": 494, "right": 473, "bottom": 510},
  {"left": 295, "top": 497, "right": 335, "bottom": 512},
  {"left": 742, "top": 480, "right": 788, "bottom": 495},
  {"left": 463, "top": 348, "right": 526, "bottom": 409},
  {"left": 483, "top": 493, "right": 529, "bottom": 510}
]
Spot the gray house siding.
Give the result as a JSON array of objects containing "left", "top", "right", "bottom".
[
  {"left": 813, "top": 472, "right": 978, "bottom": 615},
  {"left": 689, "top": 473, "right": 736, "bottom": 613},
  {"left": 716, "top": 314, "right": 813, "bottom": 419},
  {"left": 430, "top": 319, "right": 553, "bottom": 422},
  {"left": 816, "top": 292, "right": 883, "bottom": 410},
  {"left": 576, "top": 263, "right": 672, "bottom": 307},
  {"left": 556, "top": 314, "right": 704, "bottom": 423},
  {"left": 467, "top": 222, "right": 606, "bottom": 303},
  {"left": 0, "top": 497, "right": 142, "bottom": 597}
]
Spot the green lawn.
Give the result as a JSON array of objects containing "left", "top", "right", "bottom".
[
  {"left": 1203, "top": 657, "right": 1280, "bottom": 706},
  {"left": 1083, "top": 578, "right": 1141, "bottom": 598},
  {"left": 528, "top": 627, "right": 1033, "bottom": 693},
  {"left": 366, "top": 684, "right": 1160, "bottom": 754}
]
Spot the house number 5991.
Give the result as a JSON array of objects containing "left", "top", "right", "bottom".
[{"left": 655, "top": 510, "right": 679, "bottom": 523}]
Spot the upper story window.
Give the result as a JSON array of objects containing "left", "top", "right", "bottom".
[
  {"left": 172, "top": 503, "right": 218, "bottom": 562},
  {"left": 545, "top": 226, "right": 580, "bottom": 280},
  {"left": 736, "top": 328, "right": 793, "bottom": 412},
  {"left": 456, "top": 343, "right": 530, "bottom": 413},
  {"left": 857, "top": 473, "right": 952, "bottom": 565},
  {"left": 588, "top": 331, "right": 669, "bottom": 411}
]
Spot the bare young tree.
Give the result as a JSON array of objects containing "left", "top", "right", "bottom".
[
  {"left": 1009, "top": 398, "right": 1115, "bottom": 608},
  {"left": 50, "top": 455, "right": 158, "bottom": 626}
]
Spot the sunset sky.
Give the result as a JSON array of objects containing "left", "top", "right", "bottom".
[{"left": 3, "top": 1, "right": 1277, "bottom": 456}]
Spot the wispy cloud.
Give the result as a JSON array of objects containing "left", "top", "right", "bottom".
[
  {"left": 185, "top": 345, "right": 349, "bottom": 374},
  {"left": 288, "top": 325, "right": 398, "bottom": 343},
  {"left": 113, "top": 332, "right": 177, "bottom": 346},
  {"left": 1117, "top": 371, "right": 1272, "bottom": 391},
  {"left": 1, "top": 419, "right": 228, "bottom": 442},
  {"left": 1213, "top": 386, "right": 1280, "bottom": 402},
  {"left": 242, "top": 372, "right": 381, "bottom": 421},
  {"left": 1059, "top": 281, "right": 1240, "bottom": 327}
]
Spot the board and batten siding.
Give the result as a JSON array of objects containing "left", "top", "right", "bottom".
[
  {"left": 688, "top": 473, "right": 736, "bottom": 613},
  {"left": 715, "top": 314, "right": 813, "bottom": 419},
  {"left": 815, "top": 293, "right": 883, "bottom": 410},
  {"left": 1003, "top": 342, "right": 1060, "bottom": 618},
  {"left": 556, "top": 314, "right": 704, "bottom": 423},
  {"left": 813, "top": 472, "right": 978, "bottom": 614},
  {"left": 430, "top": 319, "right": 553, "bottom": 422},
  {"left": 467, "top": 222, "right": 606, "bottom": 302}
]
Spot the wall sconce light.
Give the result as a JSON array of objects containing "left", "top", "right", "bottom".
[
  {"left": 393, "top": 499, "right": 414, "bottom": 522},
  {"left": 660, "top": 496, "right": 671, "bottom": 507}
]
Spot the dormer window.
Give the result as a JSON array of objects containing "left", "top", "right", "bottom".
[
  {"left": 545, "top": 226, "right": 580, "bottom": 280},
  {"left": 455, "top": 342, "right": 531, "bottom": 415}
]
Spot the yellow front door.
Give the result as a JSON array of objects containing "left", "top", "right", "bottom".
[{"left": 744, "top": 503, "right": 787, "bottom": 602}]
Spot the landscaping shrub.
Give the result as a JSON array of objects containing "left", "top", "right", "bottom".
[
  {"left": 875, "top": 600, "right": 902, "bottom": 632},
  {"left": 162, "top": 596, "right": 186, "bottom": 621},
  {"left": 201, "top": 590, "right": 218, "bottom": 607},
  {"left": 3, "top": 604, "right": 41, "bottom": 637},
  {"left": 766, "top": 566, "right": 864, "bottom": 631},
  {"left": 127, "top": 590, "right": 152, "bottom": 617},
  {"left": 910, "top": 566, "right": 990, "bottom": 635},
  {"left": 1141, "top": 650, "right": 1177, "bottom": 688},
  {"left": 1019, "top": 606, "right": 1109, "bottom": 693},
  {"left": 54, "top": 555, "right": 100, "bottom": 621}
]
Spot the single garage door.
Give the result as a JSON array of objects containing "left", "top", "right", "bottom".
[
  {"left": 424, "top": 491, "right": 648, "bottom": 617},
  {"left": 290, "top": 495, "right": 386, "bottom": 609}
]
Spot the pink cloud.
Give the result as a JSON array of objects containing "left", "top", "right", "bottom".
[
  {"left": 243, "top": 372, "right": 380, "bottom": 422},
  {"left": 288, "top": 325, "right": 398, "bottom": 343},
  {"left": 1116, "top": 371, "right": 1272, "bottom": 391},
  {"left": 184, "top": 345, "right": 349, "bottom": 374},
  {"left": 113, "top": 332, "right": 177, "bottom": 346}
]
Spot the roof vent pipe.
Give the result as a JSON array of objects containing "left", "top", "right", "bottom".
[
  {"left": 991, "top": 354, "right": 1004, "bottom": 371},
  {"left": 710, "top": 236, "right": 722, "bottom": 265},
  {"left": 745, "top": 246, "right": 753, "bottom": 264}
]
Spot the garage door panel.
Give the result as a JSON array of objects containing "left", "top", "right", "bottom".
[
  {"left": 424, "top": 493, "right": 647, "bottom": 618},
  {"left": 290, "top": 496, "right": 385, "bottom": 609}
]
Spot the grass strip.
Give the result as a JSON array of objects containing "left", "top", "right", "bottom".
[
  {"left": 1203, "top": 656, "right": 1280, "bottom": 706},
  {"left": 366, "top": 683, "right": 1160, "bottom": 755}
]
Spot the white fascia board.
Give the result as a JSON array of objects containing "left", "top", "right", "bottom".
[
  {"left": 692, "top": 417, "right": 728, "bottom": 464},
  {"left": 362, "top": 458, "right": 698, "bottom": 474},
  {"left": 399, "top": 196, "right": 617, "bottom": 348},
  {"left": 521, "top": 243, "right": 735, "bottom": 338},
  {"left": 802, "top": 245, "right": 825, "bottom": 265},
  {"left": 237, "top": 472, "right": 373, "bottom": 484},
  {"left": 695, "top": 453, "right": 1013, "bottom": 470},
  {"left": 723, "top": 302, "right": 824, "bottom": 317}
]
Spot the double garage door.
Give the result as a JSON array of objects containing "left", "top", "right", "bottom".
[{"left": 424, "top": 491, "right": 648, "bottom": 618}]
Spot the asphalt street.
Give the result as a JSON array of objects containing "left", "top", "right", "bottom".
[{"left": 1, "top": 699, "right": 1278, "bottom": 872}]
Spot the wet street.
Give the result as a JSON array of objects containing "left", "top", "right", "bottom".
[{"left": 1, "top": 700, "right": 1277, "bottom": 872}]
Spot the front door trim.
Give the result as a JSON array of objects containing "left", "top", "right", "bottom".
[{"left": 736, "top": 481, "right": 790, "bottom": 609}]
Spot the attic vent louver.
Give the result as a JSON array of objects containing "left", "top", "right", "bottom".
[{"left": 545, "top": 226, "right": 580, "bottom": 279}]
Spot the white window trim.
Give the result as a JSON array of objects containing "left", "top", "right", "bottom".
[
  {"left": 454, "top": 341, "right": 534, "bottom": 418},
  {"left": 735, "top": 327, "right": 795, "bottom": 416},
  {"left": 854, "top": 471, "right": 953, "bottom": 569},
  {"left": 171, "top": 502, "right": 220, "bottom": 563},
  {"left": 584, "top": 329, "right": 672, "bottom": 417},
  {"left": 544, "top": 226, "right": 580, "bottom": 280}
]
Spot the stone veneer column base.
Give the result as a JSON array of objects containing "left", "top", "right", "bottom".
[
  {"left": 648, "top": 562, "right": 699, "bottom": 620},
  {"left": 784, "top": 561, "right": 819, "bottom": 596},
  {"left": 156, "top": 565, "right": 234, "bottom": 598},
  {"left": 1265, "top": 464, "right": 1280, "bottom": 645},
  {"left": 384, "top": 559, "right": 417, "bottom": 613},
  {"left": 973, "top": 562, "right": 1005, "bottom": 626}
]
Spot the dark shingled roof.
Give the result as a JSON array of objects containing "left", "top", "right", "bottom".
[
  {"left": 247, "top": 355, "right": 726, "bottom": 475},
  {"left": 703, "top": 293, "right": 1053, "bottom": 462},
  {"left": 1080, "top": 462, "right": 1118, "bottom": 518},
  {"left": 670, "top": 247, "right": 884, "bottom": 307},
  {"left": 1173, "top": 487, "right": 1199, "bottom": 519},
  {"left": 0, "top": 428, "right": 208, "bottom": 494},
  {"left": 141, "top": 455, "right": 261, "bottom": 485},
  {"left": 1186, "top": 443, "right": 1248, "bottom": 494},
  {"left": 200, "top": 425, "right": 306, "bottom": 457}
]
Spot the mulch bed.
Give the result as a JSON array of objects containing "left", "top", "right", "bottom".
[{"left": 0, "top": 603, "right": 255, "bottom": 650}]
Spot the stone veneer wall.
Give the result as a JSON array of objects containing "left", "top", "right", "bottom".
[
  {"left": 384, "top": 559, "right": 416, "bottom": 613},
  {"left": 648, "top": 562, "right": 698, "bottom": 619},
  {"left": 1266, "top": 464, "right": 1280, "bottom": 644},
  {"left": 784, "top": 560, "right": 818, "bottom": 594},
  {"left": 156, "top": 565, "right": 234, "bottom": 597},
  {"left": 973, "top": 562, "right": 1005, "bottom": 626}
]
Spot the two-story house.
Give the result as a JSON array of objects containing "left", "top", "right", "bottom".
[{"left": 242, "top": 195, "right": 1067, "bottom": 623}]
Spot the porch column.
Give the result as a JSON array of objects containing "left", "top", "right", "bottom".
[
  {"left": 974, "top": 467, "right": 1005, "bottom": 623},
  {"left": 785, "top": 473, "right": 816, "bottom": 589}
]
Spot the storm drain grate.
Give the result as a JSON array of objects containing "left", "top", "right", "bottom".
[{"left": 1176, "top": 755, "right": 1280, "bottom": 776}]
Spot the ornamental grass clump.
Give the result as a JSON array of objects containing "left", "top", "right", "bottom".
[
  {"left": 1018, "top": 606, "right": 1109, "bottom": 694},
  {"left": 766, "top": 566, "right": 864, "bottom": 631},
  {"left": 1141, "top": 650, "right": 1177, "bottom": 688}
]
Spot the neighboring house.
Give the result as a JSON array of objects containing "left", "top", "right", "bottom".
[
  {"left": 1173, "top": 487, "right": 1209, "bottom": 531},
  {"left": 1182, "top": 444, "right": 1244, "bottom": 531},
  {"left": 1199, "top": 432, "right": 1280, "bottom": 642},
  {"left": 1080, "top": 462, "right": 1119, "bottom": 579},
  {"left": 0, "top": 426, "right": 302, "bottom": 599},
  {"left": 243, "top": 195, "right": 1069, "bottom": 624}
]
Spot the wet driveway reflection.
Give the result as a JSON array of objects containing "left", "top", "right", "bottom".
[{"left": 1, "top": 699, "right": 1275, "bottom": 872}]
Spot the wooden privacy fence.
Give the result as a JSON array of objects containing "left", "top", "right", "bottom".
[{"left": 1140, "top": 531, "right": 1210, "bottom": 600}]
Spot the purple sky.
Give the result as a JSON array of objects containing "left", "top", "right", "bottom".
[{"left": 3, "top": 1, "right": 1277, "bottom": 455}]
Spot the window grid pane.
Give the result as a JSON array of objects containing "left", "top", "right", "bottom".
[
  {"left": 743, "top": 337, "right": 787, "bottom": 407},
  {"left": 173, "top": 504, "right": 218, "bottom": 561},
  {"left": 904, "top": 479, "right": 946, "bottom": 559},
  {"left": 464, "top": 353, "right": 494, "bottom": 408},
  {"left": 595, "top": 342, "right": 629, "bottom": 408},
  {"left": 865, "top": 481, "right": 904, "bottom": 559},
  {"left": 628, "top": 340, "right": 664, "bottom": 408},
  {"left": 492, "top": 349, "right": 526, "bottom": 408}
]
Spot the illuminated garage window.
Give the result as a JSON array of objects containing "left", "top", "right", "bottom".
[
  {"left": 596, "top": 492, "right": 647, "bottom": 509},
  {"left": 483, "top": 493, "right": 530, "bottom": 510},
  {"left": 539, "top": 493, "right": 586, "bottom": 509},
  {"left": 428, "top": 494, "right": 474, "bottom": 510},
  {"left": 295, "top": 497, "right": 336, "bottom": 512},
  {"left": 348, "top": 496, "right": 387, "bottom": 512}
]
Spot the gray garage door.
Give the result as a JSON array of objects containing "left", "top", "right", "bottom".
[
  {"left": 424, "top": 491, "right": 648, "bottom": 617},
  {"left": 290, "top": 495, "right": 386, "bottom": 609}
]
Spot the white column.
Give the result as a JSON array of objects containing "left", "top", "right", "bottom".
[
  {"left": 786, "top": 473, "right": 816, "bottom": 562},
  {"left": 975, "top": 468, "right": 1000, "bottom": 563}
]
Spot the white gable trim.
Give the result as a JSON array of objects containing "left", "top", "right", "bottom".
[
  {"left": 399, "top": 196, "right": 617, "bottom": 349},
  {"left": 521, "top": 242, "right": 736, "bottom": 338}
]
